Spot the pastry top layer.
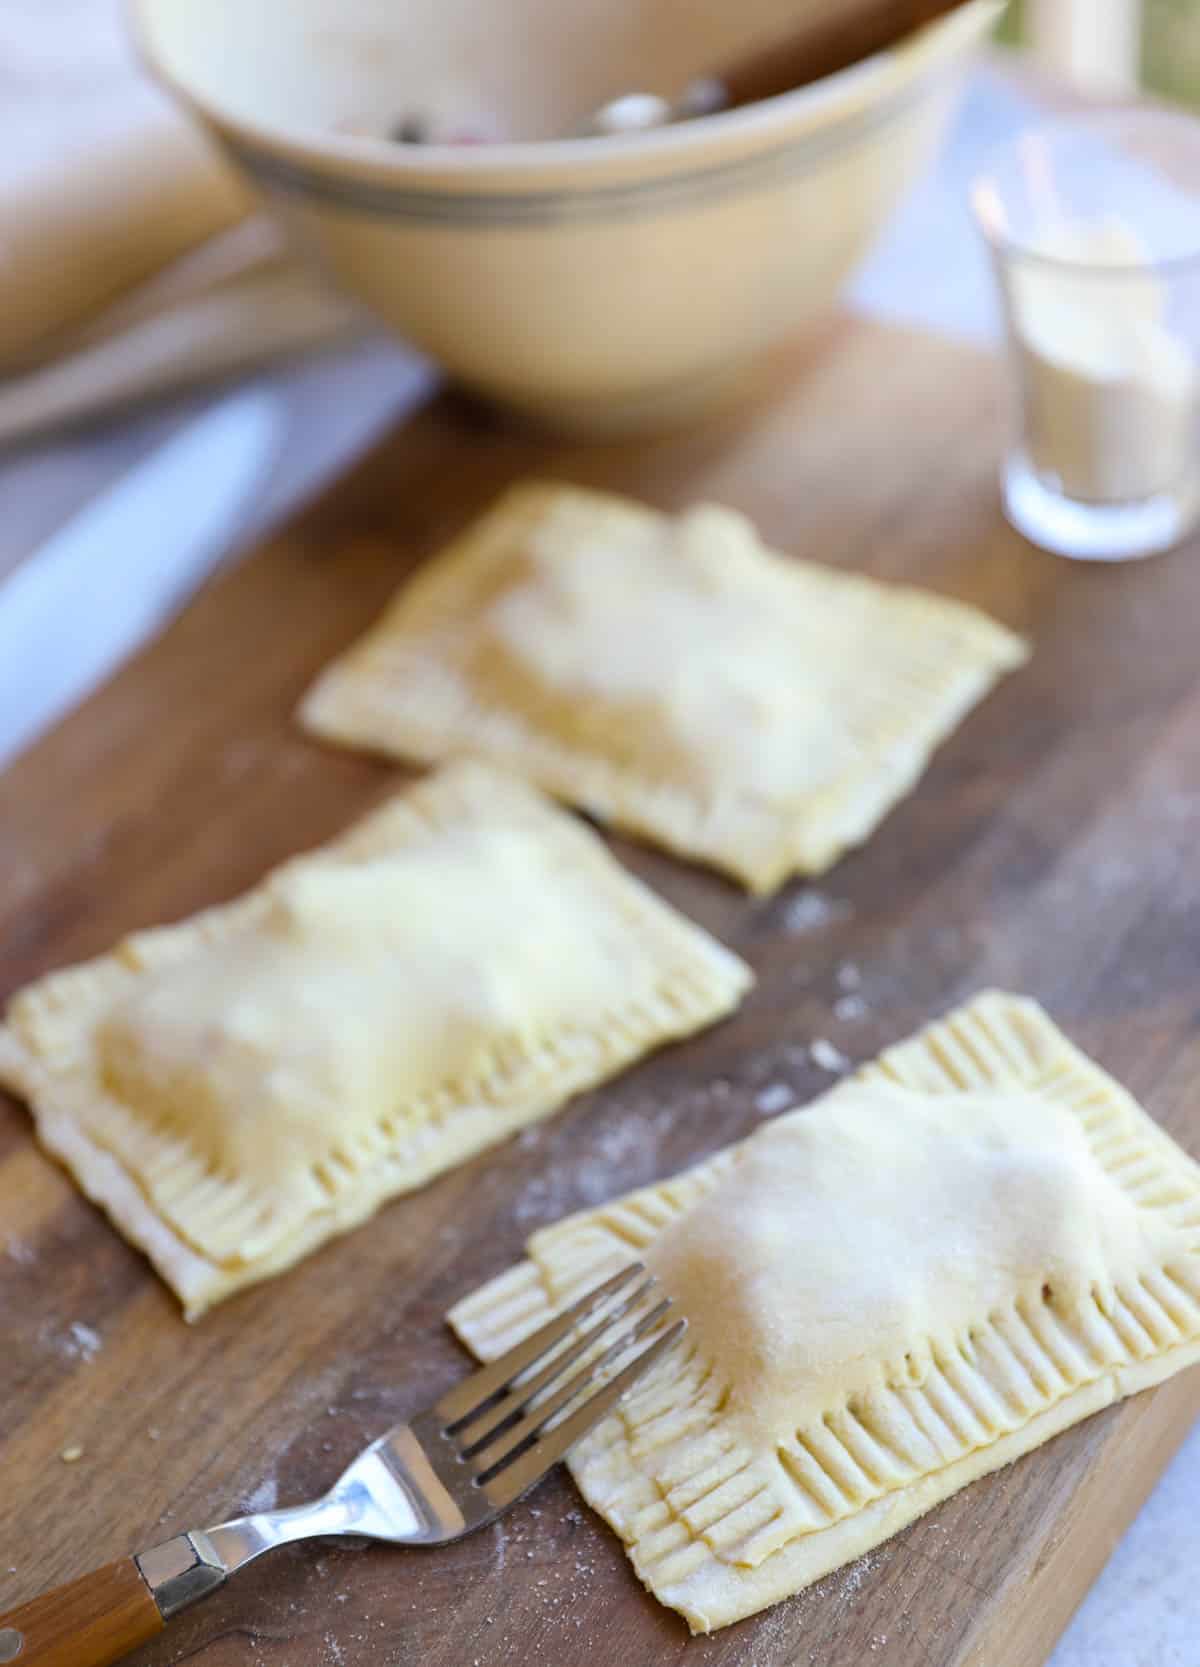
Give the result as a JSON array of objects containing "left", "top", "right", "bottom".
[
  {"left": 451, "top": 992, "right": 1200, "bottom": 1632},
  {"left": 300, "top": 483, "right": 1029, "bottom": 891},
  {"left": 0, "top": 760, "right": 751, "bottom": 1315},
  {"left": 641, "top": 1078, "right": 1179, "bottom": 1443}
]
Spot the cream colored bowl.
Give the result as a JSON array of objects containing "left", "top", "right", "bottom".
[{"left": 132, "top": 0, "right": 1000, "bottom": 432}]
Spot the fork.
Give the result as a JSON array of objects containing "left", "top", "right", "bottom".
[{"left": 0, "top": 1263, "right": 680, "bottom": 1667}]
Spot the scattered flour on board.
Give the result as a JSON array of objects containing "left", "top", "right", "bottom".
[
  {"left": 40, "top": 1319, "right": 101, "bottom": 1364},
  {"left": 741, "top": 1592, "right": 802, "bottom": 1658},
  {"left": 810, "top": 1039, "right": 850, "bottom": 1073},
  {"left": 743, "top": 1554, "right": 892, "bottom": 1663},
  {"left": 782, "top": 891, "right": 852, "bottom": 933},
  {"left": 1049, "top": 853, "right": 1142, "bottom": 904},
  {"left": 835, "top": 961, "right": 861, "bottom": 990},
  {"left": 834, "top": 994, "right": 868, "bottom": 1022},
  {"left": 66, "top": 1321, "right": 101, "bottom": 1362},
  {"left": 513, "top": 1094, "right": 692, "bottom": 1227},
  {"left": 242, "top": 1476, "right": 279, "bottom": 1513},
  {"left": 754, "top": 1082, "right": 796, "bottom": 1117},
  {"left": 835, "top": 1548, "right": 880, "bottom": 1602},
  {"left": 5, "top": 1237, "right": 34, "bottom": 1265}
]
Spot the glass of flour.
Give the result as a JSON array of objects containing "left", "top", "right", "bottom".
[{"left": 974, "top": 112, "right": 1200, "bottom": 561}]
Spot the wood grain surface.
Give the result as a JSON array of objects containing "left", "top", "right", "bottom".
[{"left": 2, "top": 316, "right": 1199, "bottom": 1667}]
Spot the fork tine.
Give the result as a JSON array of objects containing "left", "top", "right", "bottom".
[
  {"left": 482, "top": 1319, "right": 686, "bottom": 1509},
  {"left": 469, "top": 1297, "right": 675, "bottom": 1478},
  {"left": 455, "top": 1276, "right": 659, "bottom": 1455},
  {"left": 436, "top": 1262, "right": 645, "bottom": 1426}
]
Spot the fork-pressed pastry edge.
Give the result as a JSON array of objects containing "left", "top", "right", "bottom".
[
  {"left": 299, "top": 481, "right": 1029, "bottom": 891},
  {"left": 0, "top": 760, "right": 751, "bottom": 1317},
  {"left": 449, "top": 989, "right": 1200, "bottom": 1632}
]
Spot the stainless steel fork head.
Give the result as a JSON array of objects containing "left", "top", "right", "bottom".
[{"left": 136, "top": 1262, "right": 683, "bottom": 1619}]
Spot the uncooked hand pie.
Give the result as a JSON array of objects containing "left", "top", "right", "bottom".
[
  {"left": 450, "top": 991, "right": 1200, "bottom": 1632},
  {"left": 0, "top": 762, "right": 751, "bottom": 1318},
  {"left": 300, "top": 483, "right": 1029, "bottom": 892}
]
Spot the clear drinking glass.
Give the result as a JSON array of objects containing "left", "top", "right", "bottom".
[{"left": 973, "top": 111, "right": 1200, "bottom": 561}]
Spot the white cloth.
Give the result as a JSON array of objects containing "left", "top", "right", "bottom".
[{"left": 0, "top": 0, "right": 358, "bottom": 441}]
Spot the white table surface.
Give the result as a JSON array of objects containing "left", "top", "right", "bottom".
[{"left": 0, "top": 53, "right": 1197, "bottom": 1666}]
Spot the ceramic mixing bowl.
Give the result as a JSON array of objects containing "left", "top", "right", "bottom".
[{"left": 131, "top": 0, "right": 1000, "bottom": 432}]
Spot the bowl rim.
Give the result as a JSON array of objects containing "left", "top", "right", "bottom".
[{"left": 126, "top": 0, "right": 1000, "bottom": 186}]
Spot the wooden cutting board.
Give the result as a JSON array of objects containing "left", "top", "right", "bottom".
[{"left": 3, "top": 315, "right": 1199, "bottom": 1667}]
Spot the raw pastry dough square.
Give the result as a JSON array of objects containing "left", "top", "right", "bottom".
[
  {"left": 299, "top": 483, "right": 1029, "bottom": 892},
  {"left": 450, "top": 992, "right": 1200, "bottom": 1632},
  {"left": 0, "top": 761, "right": 751, "bottom": 1319}
]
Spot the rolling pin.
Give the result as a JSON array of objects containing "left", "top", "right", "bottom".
[{"left": 0, "top": 110, "right": 252, "bottom": 371}]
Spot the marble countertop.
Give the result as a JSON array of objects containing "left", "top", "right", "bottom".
[{"left": 0, "top": 34, "right": 1196, "bottom": 1663}]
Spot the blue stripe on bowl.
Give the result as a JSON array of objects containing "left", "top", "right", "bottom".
[{"left": 224, "top": 67, "right": 945, "bottom": 227}]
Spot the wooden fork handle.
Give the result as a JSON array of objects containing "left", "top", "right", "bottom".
[{"left": 0, "top": 1558, "right": 163, "bottom": 1667}]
